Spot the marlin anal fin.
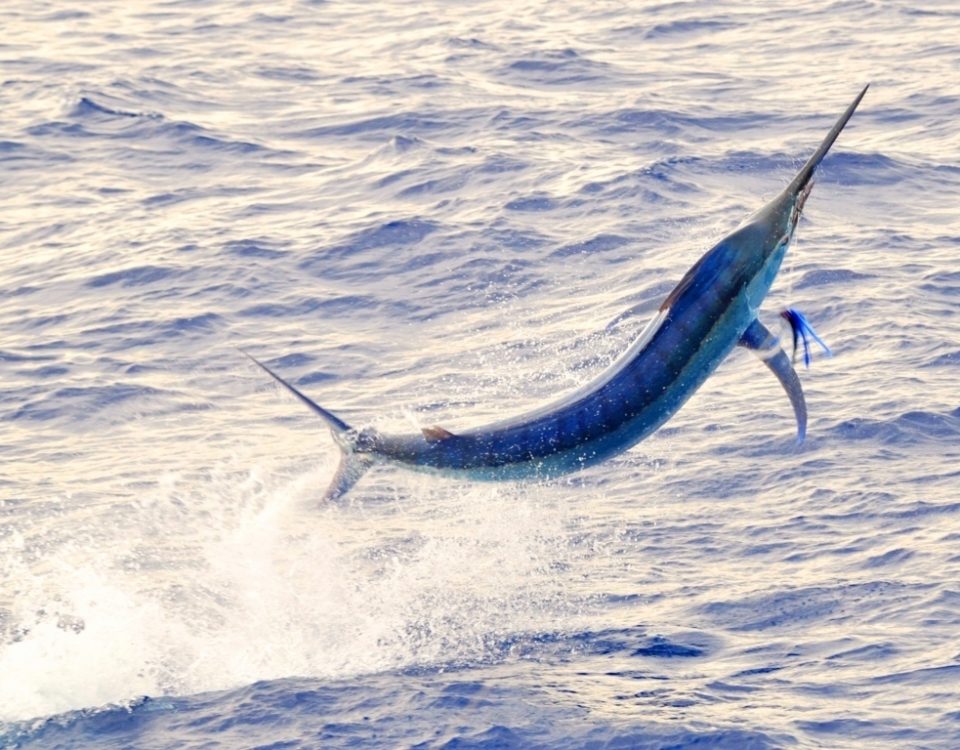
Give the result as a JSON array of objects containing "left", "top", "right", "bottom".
[
  {"left": 739, "top": 318, "right": 808, "bottom": 443},
  {"left": 422, "top": 425, "right": 456, "bottom": 442},
  {"left": 780, "top": 308, "right": 832, "bottom": 369}
]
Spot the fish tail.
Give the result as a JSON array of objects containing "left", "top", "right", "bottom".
[{"left": 242, "top": 350, "right": 372, "bottom": 501}]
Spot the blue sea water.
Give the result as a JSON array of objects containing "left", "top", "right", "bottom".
[{"left": 2, "top": 0, "right": 959, "bottom": 748}]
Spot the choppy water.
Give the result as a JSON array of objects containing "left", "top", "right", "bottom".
[{"left": 2, "top": 1, "right": 959, "bottom": 748}]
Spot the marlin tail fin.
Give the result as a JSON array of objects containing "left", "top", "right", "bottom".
[{"left": 243, "top": 351, "right": 372, "bottom": 501}]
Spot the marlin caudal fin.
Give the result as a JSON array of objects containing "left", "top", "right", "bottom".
[
  {"left": 324, "top": 451, "right": 374, "bottom": 503},
  {"left": 738, "top": 319, "right": 807, "bottom": 443},
  {"left": 243, "top": 351, "right": 351, "bottom": 433},
  {"left": 787, "top": 84, "right": 869, "bottom": 196},
  {"left": 243, "top": 351, "right": 372, "bottom": 501}
]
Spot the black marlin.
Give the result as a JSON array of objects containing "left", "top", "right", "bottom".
[{"left": 247, "top": 85, "right": 868, "bottom": 500}]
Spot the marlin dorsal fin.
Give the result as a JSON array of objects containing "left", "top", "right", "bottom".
[{"left": 422, "top": 425, "right": 456, "bottom": 442}]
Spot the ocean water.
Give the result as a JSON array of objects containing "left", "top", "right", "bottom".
[{"left": 2, "top": 0, "right": 959, "bottom": 748}]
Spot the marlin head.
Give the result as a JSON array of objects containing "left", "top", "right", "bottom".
[
  {"left": 731, "top": 85, "right": 870, "bottom": 309},
  {"left": 658, "top": 86, "right": 868, "bottom": 316}
]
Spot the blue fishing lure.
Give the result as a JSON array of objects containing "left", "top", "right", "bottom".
[{"left": 781, "top": 308, "right": 832, "bottom": 368}]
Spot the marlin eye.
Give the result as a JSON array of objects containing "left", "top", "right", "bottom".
[{"left": 792, "top": 181, "right": 815, "bottom": 224}]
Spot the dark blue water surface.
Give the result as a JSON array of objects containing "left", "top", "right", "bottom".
[{"left": 2, "top": 1, "right": 959, "bottom": 748}]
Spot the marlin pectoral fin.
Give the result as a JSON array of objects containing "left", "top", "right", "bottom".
[
  {"left": 780, "top": 308, "right": 832, "bottom": 368},
  {"left": 422, "top": 425, "right": 457, "bottom": 442},
  {"left": 739, "top": 318, "right": 808, "bottom": 443}
]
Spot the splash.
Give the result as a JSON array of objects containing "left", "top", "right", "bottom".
[{"left": 0, "top": 456, "right": 581, "bottom": 723}]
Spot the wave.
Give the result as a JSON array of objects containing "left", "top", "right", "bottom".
[
  {"left": 498, "top": 48, "right": 613, "bottom": 86},
  {"left": 830, "top": 408, "right": 960, "bottom": 445},
  {"left": 25, "top": 94, "right": 286, "bottom": 160},
  {"left": 9, "top": 383, "right": 168, "bottom": 422},
  {"left": 1, "top": 674, "right": 785, "bottom": 750}
]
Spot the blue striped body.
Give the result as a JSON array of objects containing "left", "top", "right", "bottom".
[
  {"left": 249, "top": 87, "right": 867, "bottom": 498},
  {"left": 370, "top": 216, "right": 790, "bottom": 479},
  {"left": 363, "top": 81, "right": 871, "bottom": 481}
]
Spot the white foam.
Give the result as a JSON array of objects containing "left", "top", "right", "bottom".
[{"left": 0, "top": 459, "right": 582, "bottom": 722}]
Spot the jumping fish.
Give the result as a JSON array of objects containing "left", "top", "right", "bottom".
[{"left": 247, "top": 85, "right": 868, "bottom": 500}]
